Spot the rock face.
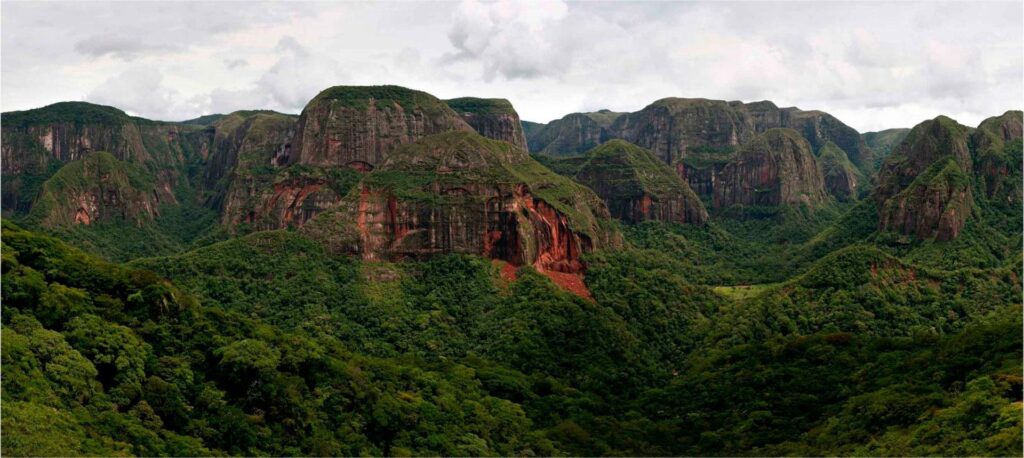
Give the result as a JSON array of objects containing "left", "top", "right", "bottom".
[
  {"left": 874, "top": 116, "right": 975, "bottom": 241},
  {"left": 445, "top": 97, "right": 528, "bottom": 151},
  {"left": 817, "top": 142, "right": 864, "bottom": 201},
  {"left": 1, "top": 102, "right": 208, "bottom": 216},
  {"left": 288, "top": 85, "right": 474, "bottom": 170},
  {"left": 27, "top": 152, "right": 167, "bottom": 226},
  {"left": 571, "top": 99, "right": 872, "bottom": 201},
  {"left": 527, "top": 110, "right": 624, "bottom": 156},
  {"left": 878, "top": 158, "right": 973, "bottom": 241},
  {"left": 776, "top": 109, "right": 874, "bottom": 172},
  {"left": 303, "top": 131, "right": 617, "bottom": 276},
  {"left": 970, "top": 111, "right": 1023, "bottom": 203},
  {"left": 198, "top": 110, "right": 340, "bottom": 229},
  {"left": 574, "top": 140, "right": 707, "bottom": 224},
  {"left": 521, "top": 120, "right": 545, "bottom": 144},
  {"left": 609, "top": 98, "right": 754, "bottom": 165},
  {"left": 713, "top": 129, "right": 826, "bottom": 209}
]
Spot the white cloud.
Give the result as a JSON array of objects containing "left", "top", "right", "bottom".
[{"left": 1, "top": 1, "right": 1021, "bottom": 131}]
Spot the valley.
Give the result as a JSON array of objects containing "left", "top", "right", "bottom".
[{"left": 2, "top": 85, "right": 1021, "bottom": 456}]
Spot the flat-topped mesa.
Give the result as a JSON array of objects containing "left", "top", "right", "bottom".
[
  {"left": 574, "top": 140, "right": 708, "bottom": 225},
  {"left": 713, "top": 128, "right": 827, "bottom": 209},
  {"left": 817, "top": 141, "right": 864, "bottom": 201},
  {"left": 528, "top": 110, "right": 625, "bottom": 156},
  {"left": 874, "top": 116, "right": 975, "bottom": 241},
  {"left": 445, "top": 97, "right": 528, "bottom": 151},
  {"left": 302, "top": 131, "right": 618, "bottom": 278},
  {"left": 609, "top": 98, "right": 755, "bottom": 165},
  {"left": 27, "top": 152, "right": 167, "bottom": 227},
  {"left": 288, "top": 85, "right": 474, "bottom": 171}
]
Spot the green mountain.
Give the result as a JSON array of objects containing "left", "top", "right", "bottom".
[
  {"left": 1, "top": 87, "right": 1021, "bottom": 456},
  {"left": 574, "top": 140, "right": 708, "bottom": 225}
]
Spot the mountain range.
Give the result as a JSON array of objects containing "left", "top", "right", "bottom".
[{"left": 2, "top": 85, "right": 1021, "bottom": 456}]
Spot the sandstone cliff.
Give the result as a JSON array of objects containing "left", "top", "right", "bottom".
[
  {"left": 574, "top": 140, "right": 707, "bottom": 224},
  {"left": 527, "top": 110, "right": 624, "bottom": 156},
  {"left": 877, "top": 158, "right": 973, "bottom": 241},
  {"left": 445, "top": 97, "right": 528, "bottom": 151},
  {"left": 713, "top": 128, "right": 826, "bottom": 209},
  {"left": 302, "top": 131, "right": 618, "bottom": 277},
  {"left": 609, "top": 98, "right": 754, "bottom": 165},
  {"left": 817, "top": 142, "right": 864, "bottom": 201},
  {"left": 26, "top": 152, "right": 167, "bottom": 227},
  {"left": 970, "top": 111, "right": 1023, "bottom": 204},
  {"left": 874, "top": 116, "right": 975, "bottom": 241},
  {"left": 202, "top": 111, "right": 358, "bottom": 229},
  {"left": 289, "top": 85, "right": 473, "bottom": 170},
  {"left": 1, "top": 102, "right": 208, "bottom": 215}
]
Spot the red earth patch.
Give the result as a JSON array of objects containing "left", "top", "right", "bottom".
[{"left": 542, "top": 270, "right": 593, "bottom": 301}]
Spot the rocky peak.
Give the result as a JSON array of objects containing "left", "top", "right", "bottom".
[
  {"left": 574, "top": 140, "right": 708, "bottom": 224},
  {"left": 817, "top": 142, "right": 864, "bottom": 201},
  {"left": 713, "top": 128, "right": 826, "bottom": 209},
  {"left": 302, "top": 131, "right": 618, "bottom": 295},
  {"left": 874, "top": 116, "right": 975, "bottom": 241},
  {"left": 971, "top": 110, "right": 1023, "bottom": 202},
  {"left": 288, "top": 85, "right": 474, "bottom": 171},
  {"left": 875, "top": 116, "right": 972, "bottom": 205},
  {"left": 445, "top": 97, "right": 528, "bottom": 151}
]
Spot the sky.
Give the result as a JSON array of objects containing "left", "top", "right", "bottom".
[{"left": 1, "top": 1, "right": 1021, "bottom": 132}]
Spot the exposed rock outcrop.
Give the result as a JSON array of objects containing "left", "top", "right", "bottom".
[
  {"left": 874, "top": 116, "right": 975, "bottom": 240},
  {"left": 289, "top": 85, "right": 473, "bottom": 169},
  {"left": 817, "top": 142, "right": 864, "bottom": 201},
  {"left": 878, "top": 158, "right": 973, "bottom": 241},
  {"left": 303, "top": 131, "right": 618, "bottom": 278},
  {"left": 27, "top": 152, "right": 167, "bottom": 227},
  {"left": 200, "top": 110, "right": 361, "bottom": 230},
  {"left": 445, "top": 97, "right": 528, "bottom": 151},
  {"left": 713, "top": 129, "right": 826, "bottom": 209},
  {"left": 875, "top": 116, "right": 972, "bottom": 205},
  {"left": 574, "top": 140, "right": 707, "bottom": 224},
  {"left": 609, "top": 98, "right": 754, "bottom": 165},
  {"left": 1, "top": 102, "right": 209, "bottom": 215},
  {"left": 528, "top": 110, "right": 624, "bottom": 156},
  {"left": 970, "top": 111, "right": 1023, "bottom": 203}
]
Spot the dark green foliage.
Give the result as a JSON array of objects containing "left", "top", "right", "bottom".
[
  {"left": 445, "top": 97, "right": 517, "bottom": 116},
  {"left": 3, "top": 214, "right": 1020, "bottom": 456},
  {"left": 1, "top": 101, "right": 132, "bottom": 128},
  {"left": 310, "top": 85, "right": 450, "bottom": 113}
]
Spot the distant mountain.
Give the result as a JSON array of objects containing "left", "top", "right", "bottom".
[
  {"left": 574, "top": 140, "right": 707, "bottom": 225},
  {"left": 526, "top": 109, "right": 624, "bottom": 156},
  {"left": 862, "top": 127, "right": 911, "bottom": 170},
  {"left": 712, "top": 128, "right": 826, "bottom": 210},
  {"left": 445, "top": 97, "right": 528, "bottom": 151},
  {"left": 875, "top": 111, "right": 1022, "bottom": 241}
]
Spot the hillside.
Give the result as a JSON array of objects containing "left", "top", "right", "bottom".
[{"left": 1, "top": 86, "right": 1020, "bottom": 456}]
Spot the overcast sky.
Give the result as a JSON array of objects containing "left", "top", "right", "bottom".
[{"left": 2, "top": 1, "right": 1021, "bottom": 132}]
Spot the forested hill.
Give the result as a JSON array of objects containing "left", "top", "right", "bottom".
[
  {"left": 2, "top": 214, "right": 1021, "bottom": 455},
  {"left": 2, "top": 87, "right": 1021, "bottom": 455}
]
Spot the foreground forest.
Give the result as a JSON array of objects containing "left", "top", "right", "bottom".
[{"left": 1, "top": 86, "right": 1022, "bottom": 456}]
